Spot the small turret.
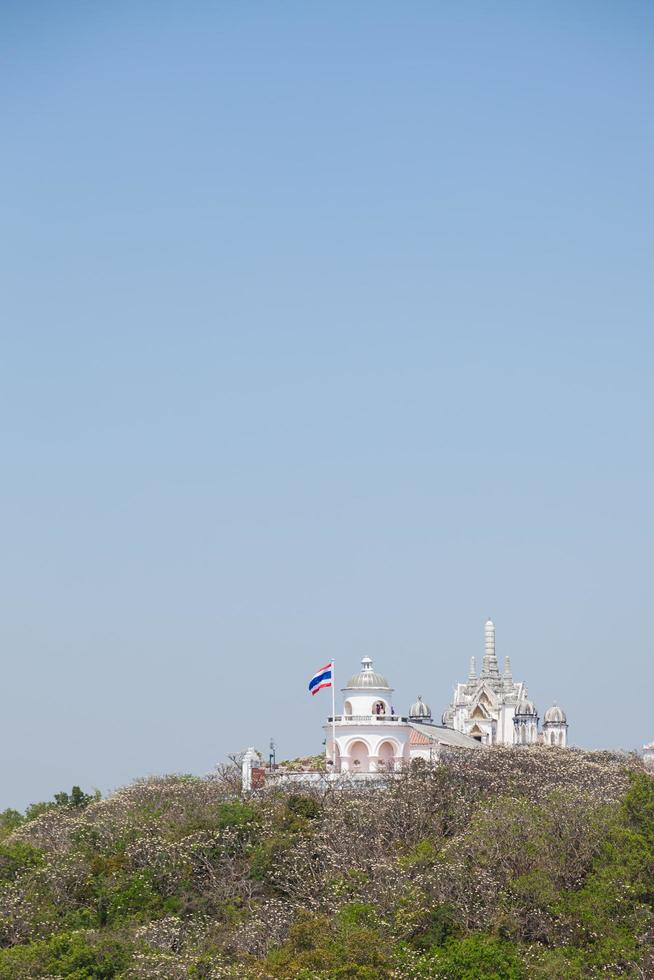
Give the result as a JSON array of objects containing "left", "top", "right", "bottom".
[
  {"left": 409, "top": 696, "right": 432, "bottom": 721},
  {"left": 513, "top": 689, "right": 539, "bottom": 746},
  {"left": 542, "top": 702, "right": 568, "bottom": 747}
]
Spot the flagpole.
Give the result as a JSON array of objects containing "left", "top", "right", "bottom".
[{"left": 331, "top": 660, "right": 337, "bottom": 772}]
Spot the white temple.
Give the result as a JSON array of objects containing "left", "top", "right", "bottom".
[
  {"left": 323, "top": 618, "right": 568, "bottom": 773},
  {"left": 324, "top": 657, "right": 480, "bottom": 773},
  {"left": 442, "top": 619, "right": 568, "bottom": 747},
  {"left": 242, "top": 617, "right": 571, "bottom": 789}
]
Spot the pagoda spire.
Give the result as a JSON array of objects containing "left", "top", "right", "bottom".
[
  {"left": 503, "top": 655, "right": 514, "bottom": 689},
  {"left": 481, "top": 617, "right": 501, "bottom": 679}
]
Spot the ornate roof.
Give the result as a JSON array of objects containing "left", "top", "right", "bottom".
[
  {"left": 543, "top": 704, "right": 567, "bottom": 724},
  {"left": 343, "top": 657, "right": 391, "bottom": 690},
  {"left": 515, "top": 698, "right": 537, "bottom": 716},
  {"left": 409, "top": 696, "right": 432, "bottom": 719}
]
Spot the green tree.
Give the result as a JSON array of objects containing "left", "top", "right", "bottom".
[{"left": 402, "top": 934, "right": 526, "bottom": 979}]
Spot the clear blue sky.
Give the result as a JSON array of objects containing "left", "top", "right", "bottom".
[{"left": 1, "top": 2, "right": 653, "bottom": 808}]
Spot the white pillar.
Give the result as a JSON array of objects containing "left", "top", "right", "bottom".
[{"left": 241, "top": 747, "right": 261, "bottom": 792}]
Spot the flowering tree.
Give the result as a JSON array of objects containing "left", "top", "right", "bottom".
[{"left": 0, "top": 749, "right": 651, "bottom": 978}]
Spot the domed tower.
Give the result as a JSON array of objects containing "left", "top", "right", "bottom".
[
  {"left": 543, "top": 704, "right": 568, "bottom": 747},
  {"left": 342, "top": 657, "right": 393, "bottom": 718},
  {"left": 409, "top": 696, "right": 432, "bottom": 723},
  {"left": 513, "top": 696, "right": 539, "bottom": 745},
  {"left": 327, "top": 657, "right": 405, "bottom": 774},
  {"left": 322, "top": 653, "right": 484, "bottom": 776}
]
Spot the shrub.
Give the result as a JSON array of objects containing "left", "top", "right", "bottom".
[
  {"left": 400, "top": 934, "right": 526, "bottom": 979},
  {"left": 0, "top": 842, "right": 43, "bottom": 882},
  {"left": 0, "top": 930, "right": 132, "bottom": 980}
]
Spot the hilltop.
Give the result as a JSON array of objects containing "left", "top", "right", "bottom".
[{"left": 0, "top": 748, "right": 652, "bottom": 978}]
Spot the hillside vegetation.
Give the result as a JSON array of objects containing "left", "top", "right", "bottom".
[{"left": 0, "top": 748, "right": 653, "bottom": 978}]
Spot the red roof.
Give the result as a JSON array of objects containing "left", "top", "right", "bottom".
[{"left": 409, "top": 728, "right": 432, "bottom": 746}]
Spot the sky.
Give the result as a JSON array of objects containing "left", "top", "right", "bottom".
[{"left": 1, "top": 2, "right": 653, "bottom": 809}]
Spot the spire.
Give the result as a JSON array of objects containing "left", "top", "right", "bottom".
[
  {"left": 468, "top": 656, "right": 477, "bottom": 681},
  {"left": 481, "top": 618, "right": 500, "bottom": 679},
  {"left": 503, "top": 656, "right": 513, "bottom": 684}
]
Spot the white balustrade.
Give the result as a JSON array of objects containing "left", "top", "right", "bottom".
[{"left": 328, "top": 715, "right": 408, "bottom": 723}]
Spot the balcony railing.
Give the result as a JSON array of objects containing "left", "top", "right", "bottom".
[{"left": 327, "top": 715, "right": 409, "bottom": 723}]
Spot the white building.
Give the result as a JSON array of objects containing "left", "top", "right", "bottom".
[
  {"left": 242, "top": 616, "right": 571, "bottom": 789},
  {"left": 643, "top": 743, "right": 654, "bottom": 768},
  {"left": 441, "top": 619, "right": 568, "bottom": 747},
  {"left": 323, "top": 656, "right": 480, "bottom": 773}
]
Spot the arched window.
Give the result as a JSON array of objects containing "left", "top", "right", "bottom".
[
  {"left": 343, "top": 700, "right": 353, "bottom": 717},
  {"left": 373, "top": 701, "right": 386, "bottom": 716},
  {"left": 330, "top": 741, "right": 341, "bottom": 771},
  {"left": 377, "top": 740, "right": 396, "bottom": 770},
  {"left": 348, "top": 740, "right": 370, "bottom": 772}
]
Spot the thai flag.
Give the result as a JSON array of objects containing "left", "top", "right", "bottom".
[{"left": 308, "top": 662, "right": 333, "bottom": 696}]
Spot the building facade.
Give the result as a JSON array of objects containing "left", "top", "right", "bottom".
[
  {"left": 323, "top": 656, "right": 480, "bottom": 773},
  {"left": 242, "top": 616, "right": 572, "bottom": 789}
]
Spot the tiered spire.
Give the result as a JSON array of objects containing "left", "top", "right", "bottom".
[
  {"left": 503, "top": 656, "right": 513, "bottom": 686},
  {"left": 465, "top": 655, "right": 478, "bottom": 693},
  {"left": 481, "top": 618, "right": 501, "bottom": 680}
]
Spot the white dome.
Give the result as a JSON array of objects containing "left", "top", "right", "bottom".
[
  {"left": 544, "top": 704, "right": 567, "bottom": 724},
  {"left": 442, "top": 707, "right": 454, "bottom": 727},
  {"left": 344, "top": 657, "right": 391, "bottom": 690},
  {"left": 409, "top": 696, "right": 432, "bottom": 719},
  {"left": 515, "top": 699, "right": 537, "bottom": 716}
]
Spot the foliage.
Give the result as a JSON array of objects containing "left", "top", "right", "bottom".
[
  {"left": 53, "top": 786, "right": 100, "bottom": 809},
  {"left": 276, "top": 754, "right": 325, "bottom": 772},
  {"left": 0, "top": 930, "right": 133, "bottom": 980},
  {"left": 0, "top": 750, "right": 651, "bottom": 977},
  {"left": 397, "top": 933, "right": 527, "bottom": 979},
  {"left": 0, "top": 809, "right": 25, "bottom": 840}
]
